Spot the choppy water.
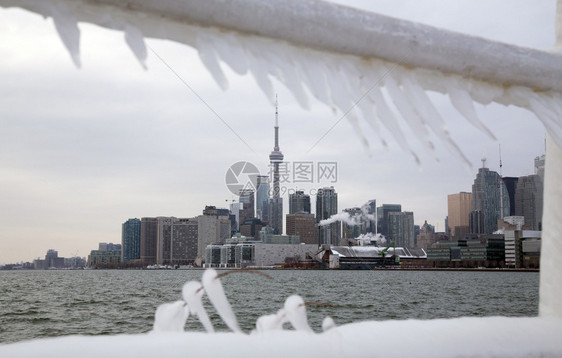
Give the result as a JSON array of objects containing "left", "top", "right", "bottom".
[{"left": 0, "top": 269, "right": 539, "bottom": 344}]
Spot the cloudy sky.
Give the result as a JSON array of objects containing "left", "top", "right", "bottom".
[{"left": 0, "top": 0, "right": 555, "bottom": 264}]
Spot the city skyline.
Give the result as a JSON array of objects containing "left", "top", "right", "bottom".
[{"left": 0, "top": 1, "right": 553, "bottom": 264}]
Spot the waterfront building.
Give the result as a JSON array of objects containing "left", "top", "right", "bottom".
[
  {"left": 197, "top": 206, "right": 231, "bottom": 265},
  {"left": 514, "top": 175, "right": 543, "bottom": 231},
  {"left": 156, "top": 217, "right": 198, "bottom": 265},
  {"left": 87, "top": 249, "right": 121, "bottom": 267},
  {"left": 447, "top": 192, "right": 472, "bottom": 239},
  {"left": 268, "top": 96, "right": 284, "bottom": 234},
  {"left": 122, "top": 218, "right": 141, "bottom": 263},
  {"left": 286, "top": 212, "right": 316, "bottom": 244},
  {"left": 388, "top": 211, "right": 415, "bottom": 248},
  {"left": 205, "top": 242, "right": 318, "bottom": 268},
  {"left": 316, "top": 186, "right": 339, "bottom": 245},
  {"left": 376, "top": 204, "right": 401, "bottom": 237},
  {"left": 140, "top": 217, "right": 158, "bottom": 265},
  {"left": 471, "top": 162, "right": 510, "bottom": 234},
  {"left": 289, "top": 190, "right": 311, "bottom": 214}
]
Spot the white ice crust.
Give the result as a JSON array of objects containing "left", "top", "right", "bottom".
[{"left": 1, "top": 317, "right": 562, "bottom": 358}]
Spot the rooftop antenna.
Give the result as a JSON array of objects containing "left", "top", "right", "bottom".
[{"left": 499, "top": 144, "right": 504, "bottom": 219}]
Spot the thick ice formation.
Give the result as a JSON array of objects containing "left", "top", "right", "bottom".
[
  {"left": 201, "top": 269, "right": 242, "bottom": 333},
  {"left": 283, "top": 295, "right": 313, "bottom": 333},
  {"left": 181, "top": 281, "right": 214, "bottom": 333},
  {"left": 152, "top": 300, "right": 189, "bottom": 333}
]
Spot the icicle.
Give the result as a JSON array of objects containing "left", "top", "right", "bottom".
[
  {"left": 283, "top": 295, "right": 313, "bottom": 333},
  {"left": 124, "top": 24, "right": 147, "bottom": 70},
  {"left": 368, "top": 85, "right": 420, "bottom": 165},
  {"left": 49, "top": 2, "right": 81, "bottom": 68},
  {"left": 181, "top": 281, "right": 214, "bottom": 333},
  {"left": 152, "top": 300, "right": 189, "bottom": 333},
  {"left": 255, "top": 309, "right": 287, "bottom": 333},
  {"left": 446, "top": 80, "right": 497, "bottom": 140},
  {"left": 212, "top": 32, "right": 248, "bottom": 76},
  {"left": 384, "top": 72, "right": 437, "bottom": 158},
  {"left": 196, "top": 31, "right": 229, "bottom": 91},
  {"left": 401, "top": 75, "right": 472, "bottom": 170},
  {"left": 201, "top": 269, "right": 242, "bottom": 334}
]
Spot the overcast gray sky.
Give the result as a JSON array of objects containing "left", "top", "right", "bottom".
[{"left": 0, "top": 0, "right": 555, "bottom": 264}]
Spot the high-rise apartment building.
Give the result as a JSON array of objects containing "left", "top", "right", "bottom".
[
  {"left": 447, "top": 192, "right": 472, "bottom": 239},
  {"left": 388, "top": 211, "right": 415, "bottom": 248},
  {"left": 197, "top": 206, "right": 231, "bottom": 265},
  {"left": 122, "top": 218, "right": 141, "bottom": 263},
  {"left": 140, "top": 217, "right": 158, "bottom": 264},
  {"left": 156, "top": 217, "right": 199, "bottom": 265},
  {"left": 316, "top": 186, "right": 339, "bottom": 245},
  {"left": 289, "top": 190, "right": 311, "bottom": 214}
]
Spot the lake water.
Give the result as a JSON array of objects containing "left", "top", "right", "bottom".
[{"left": 0, "top": 269, "right": 539, "bottom": 344}]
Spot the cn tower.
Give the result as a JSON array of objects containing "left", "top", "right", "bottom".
[{"left": 268, "top": 95, "right": 284, "bottom": 234}]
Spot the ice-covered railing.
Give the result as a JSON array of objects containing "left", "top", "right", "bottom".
[{"left": 1, "top": 0, "right": 561, "bottom": 166}]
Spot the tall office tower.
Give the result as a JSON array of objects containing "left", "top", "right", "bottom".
[
  {"left": 268, "top": 96, "right": 284, "bottom": 234},
  {"left": 447, "top": 192, "right": 472, "bottom": 239},
  {"left": 388, "top": 211, "right": 415, "bottom": 248},
  {"left": 229, "top": 202, "right": 242, "bottom": 232},
  {"left": 316, "top": 186, "right": 339, "bottom": 245},
  {"left": 286, "top": 212, "right": 316, "bottom": 244},
  {"left": 140, "top": 217, "right": 158, "bottom": 264},
  {"left": 376, "top": 204, "right": 402, "bottom": 237},
  {"left": 256, "top": 175, "right": 270, "bottom": 221},
  {"left": 239, "top": 188, "right": 255, "bottom": 224},
  {"left": 469, "top": 210, "right": 485, "bottom": 234},
  {"left": 514, "top": 175, "right": 543, "bottom": 230},
  {"left": 365, "top": 199, "right": 377, "bottom": 233},
  {"left": 122, "top": 218, "right": 141, "bottom": 263},
  {"left": 289, "top": 190, "right": 311, "bottom": 214},
  {"left": 471, "top": 160, "right": 510, "bottom": 234},
  {"left": 502, "top": 177, "right": 519, "bottom": 216},
  {"left": 197, "top": 206, "right": 231, "bottom": 265}
]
